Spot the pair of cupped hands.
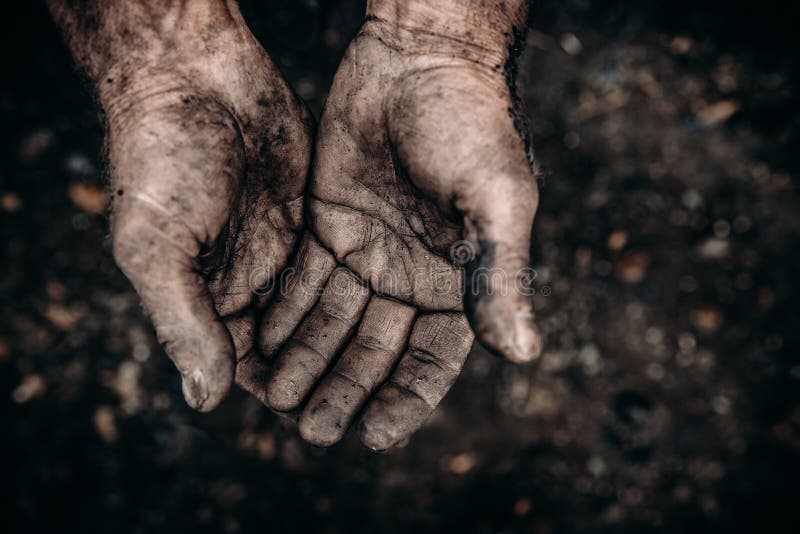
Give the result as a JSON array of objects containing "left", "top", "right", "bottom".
[{"left": 81, "top": 3, "right": 542, "bottom": 450}]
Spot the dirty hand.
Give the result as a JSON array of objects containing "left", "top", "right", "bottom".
[
  {"left": 252, "top": 0, "right": 542, "bottom": 450},
  {"left": 50, "top": 0, "right": 313, "bottom": 411}
]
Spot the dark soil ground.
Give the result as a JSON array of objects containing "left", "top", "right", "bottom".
[{"left": 2, "top": 1, "right": 799, "bottom": 532}]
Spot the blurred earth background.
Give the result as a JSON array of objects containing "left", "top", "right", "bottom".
[{"left": 1, "top": 0, "right": 799, "bottom": 532}]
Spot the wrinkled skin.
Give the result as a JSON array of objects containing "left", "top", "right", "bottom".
[
  {"left": 51, "top": 0, "right": 542, "bottom": 449},
  {"left": 255, "top": 6, "right": 543, "bottom": 450},
  {"left": 49, "top": 0, "right": 314, "bottom": 411}
]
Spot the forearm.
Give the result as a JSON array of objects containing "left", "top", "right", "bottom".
[
  {"left": 365, "top": 0, "right": 529, "bottom": 64},
  {"left": 47, "top": 0, "right": 249, "bottom": 108}
]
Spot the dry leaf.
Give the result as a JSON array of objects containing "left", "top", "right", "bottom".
[
  {"left": 614, "top": 250, "right": 651, "bottom": 284},
  {"left": 697, "top": 100, "right": 740, "bottom": 126},
  {"left": 68, "top": 183, "right": 107, "bottom": 215}
]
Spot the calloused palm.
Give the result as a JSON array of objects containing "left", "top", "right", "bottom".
[{"left": 254, "top": 20, "right": 542, "bottom": 450}]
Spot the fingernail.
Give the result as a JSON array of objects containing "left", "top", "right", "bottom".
[
  {"left": 507, "top": 311, "right": 542, "bottom": 363},
  {"left": 181, "top": 368, "right": 210, "bottom": 411}
]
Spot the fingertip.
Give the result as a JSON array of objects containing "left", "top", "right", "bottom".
[
  {"left": 180, "top": 358, "right": 234, "bottom": 412},
  {"left": 357, "top": 385, "right": 429, "bottom": 452},
  {"left": 504, "top": 310, "right": 543, "bottom": 363},
  {"left": 264, "top": 383, "right": 303, "bottom": 413},
  {"left": 467, "top": 294, "right": 542, "bottom": 364},
  {"left": 298, "top": 403, "right": 347, "bottom": 447},
  {"left": 356, "top": 394, "right": 394, "bottom": 451},
  {"left": 263, "top": 357, "right": 307, "bottom": 412},
  {"left": 357, "top": 417, "right": 395, "bottom": 452},
  {"left": 181, "top": 368, "right": 212, "bottom": 411},
  {"left": 235, "top": 352, "right": 272, "bottom": 406},
  {"left": 173, "top": 333, "right": 236, "bottom": 413}
]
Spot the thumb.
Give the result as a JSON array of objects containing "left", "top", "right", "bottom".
[
  {"left": 388, "top": 68, "right": 542, "bottom": 362},
  {"left": 106, "top": 93, "right": 243, "bottom": 410},
  {"left": 455, "top": 171, "right": 542, "bottom": 363},
  {"left": 112, "top": 202, "right": 235, "bottom": 411}
]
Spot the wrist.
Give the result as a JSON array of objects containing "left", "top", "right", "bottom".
[
  {"left": 364, "top": 0, "right": 528, "bottom": 66},
  {"left": 50, "top": 0, "right": 251, "bottom": 108}
]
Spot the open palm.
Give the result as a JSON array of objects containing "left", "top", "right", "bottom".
[{"left": 255, "top": 22, "right": 541, "bottom": 449}]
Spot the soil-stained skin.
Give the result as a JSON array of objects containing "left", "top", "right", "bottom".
[
  {"left": 48, "top": 0, "right": 541, "bottom": 449},
  {"left": 10, "top": 0, "right": 797, "bottom": 526},
  {"left": 252, "top": 0, "right": 543, "bottom": 450},
  {"left": 49, "top": 0, "right": 314, "bottom": 412}
]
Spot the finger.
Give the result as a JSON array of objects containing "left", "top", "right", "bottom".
[
  {"left": 112, "top": 206, "right": 235, "bottom": 412},
  {"left": 236, "top": 349, "right": 272, "bottom": 404},
  {"left": 225, "top": 313, "right": 255, "bottom": 359},
  {"left": 389, "top": 69, "right": 542, "bottom": 362},
  {"left": 236, "top": 353, "right": 305, "bottom": 426},
  {"left": 264, "top": 267, "right": 371, "bottom": 411},
  {"left": 208, "top": 197, "right": 303, "bottom": 318},
  {"left": 225, "top": 314, "right": 271, "bottom": 402},
  {"left": 298, "top": 297, "right": 416, "bottom": 446},
  {"left": 358, "top": 312, "right": 474, "bottom": 451},
  {"left": 257, "top": 233, "right": 337, "bottom": 358}
]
